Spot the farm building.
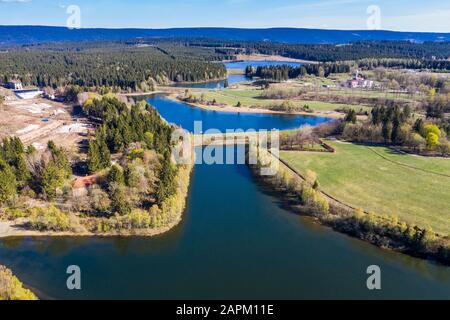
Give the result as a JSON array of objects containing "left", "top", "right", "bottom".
[{"left": 5, "top": 80, "right": 23, "bottom": 90}]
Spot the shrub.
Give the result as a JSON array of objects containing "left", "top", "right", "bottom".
[
  {"left": 0, "top": 266, "right": 37, "bottom": 300},
  {"left": 28, "top": 206, "right": 71, "bottom": 232},
  {"left": 3, "top": 208, "right": 27, "bottom": 221},
  {"left": 127, "top": 209, "right": 151, "bottom": 229}
]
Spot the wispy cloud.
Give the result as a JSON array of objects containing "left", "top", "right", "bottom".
[
  {"left": 0, "top": 0, "right": 32, "bottom": 3},
  {"left": 274, "top": 0, "right": 371, "bottom": 11}
]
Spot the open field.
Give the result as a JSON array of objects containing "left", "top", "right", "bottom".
[
  {"left": 189, "top": 88, "right": 371, "bottom": 113},
  {"left": 312, "top": 89, "right": 418, "bottom": 102},
  {"left": 270, "top": 76, "right": 418, "bottom": 102},
  {"left": 280, "top": 141, "right": 450, "bottom": 235},
  {"left": 0, "top": 94, "right": 90, "bottom": 154}
]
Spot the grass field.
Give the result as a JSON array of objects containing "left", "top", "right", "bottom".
[
  {"left": 193, "top": 89, "right": 370, "bottom": 113},
  {"left": 314, "top": 89, "right": 416, "bottom": 102},
  {"left": 280, "top": 141, "right": 450, "bottom": 235}
]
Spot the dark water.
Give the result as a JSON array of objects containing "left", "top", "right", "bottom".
[
  {"left": 173, "top": 74, "right": 250, "bottom": 89},
  {"left": 174, "top": 60, "right": 303, "bottom": 89},
  {"left": 1, "top": 146, "right": 450, "bottom": 299},
  {"left": 147, "top": 94, "right": 330, "bottom": 132},
  {"left": 1, "top": 92, "right": 449, "bottom": 300}
]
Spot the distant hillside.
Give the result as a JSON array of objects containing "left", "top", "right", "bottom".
[{"left": 1, "top": 26, "right": 450, "bottom": 46}]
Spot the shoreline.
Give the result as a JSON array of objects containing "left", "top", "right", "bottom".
[
  {"left": 0, "top": 164, "right": 194, "bottom": 240},
  {"left": 0, "top": 217, "right": 182, "bottom": 239},
  {"left": 169, "top": 94, "right": 344, "bottom": 119},
  {"left": 223, "top": 54, "right": 318, "bottom": 65},
  {"left": 248, "top": 147, "right": 450, "bottom": 266}
]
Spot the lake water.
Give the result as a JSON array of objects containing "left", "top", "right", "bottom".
[
  {"left": 0, "top": 64, "right": 449, "bottom": 300},
  {"left": 174, "top": 60, "right": 303, "bottom": 89},
  {"left": 1, "top": 145, "right": 450, "bottom": 299},
  {"left": 146, "top": 94, "right": 330, "bottom": 132}
]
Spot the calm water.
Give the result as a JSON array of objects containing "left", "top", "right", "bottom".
[
  {"left": 1, "top": 146, "right": 450, "bottom": 299},
  {"left": 174, "top": 60, "right": 303, "bottom": 89},
  {"left": 1, "top": 80, "right": 449, "bottom": 300},
  {"left": 147, "top": 94, "right": 329, "bottom": 132},
  {"left": 173, "top": 74, "right": 250, "bottom": 89}
]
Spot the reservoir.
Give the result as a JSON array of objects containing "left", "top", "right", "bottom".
[
  {"left": 1, "top": 144, "right": 449, "bottom": 299},
  {"left": 146, "top": 94, "right": 330, "bottom": 132},
  {"left": 0, "top": 62, "right": 449, "bottom": 300},
  {"left": 174, "top": 60, "right": 304, "bottom": 89}
]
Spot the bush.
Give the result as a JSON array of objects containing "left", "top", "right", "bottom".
[
  {"left": 0, "top": 265, "right": 38, "bottom": 300},
  {"left": 2, "top": 208, "right": 27, "bottom": 221},
  {"left": 127, "top": 209, "right": 151, "bottom": 229},
  {"left": 28, "top": 206, "right": 71, "bottom": 232}
]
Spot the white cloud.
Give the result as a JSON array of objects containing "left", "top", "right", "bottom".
[{"left": 0, "top": 0, "right": 32, "bottom": 2}]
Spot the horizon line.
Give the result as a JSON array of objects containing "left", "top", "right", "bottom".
[{"left": 1, "top": 24, "right": 450, "bottom": 34}]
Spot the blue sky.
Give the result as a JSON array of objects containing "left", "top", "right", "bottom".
[{"left": 0, "top": 0, "right": 449, "bottom": 32}]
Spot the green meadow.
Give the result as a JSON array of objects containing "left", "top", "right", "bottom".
[{"left": 280, "top": 141, "right": 450, "bottom": 235}]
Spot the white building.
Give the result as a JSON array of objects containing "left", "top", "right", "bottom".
[
  {"left": 345, "top": 71, "right": 374, "bottom": 89},
  {"left": 5, "top": 80, "right": 23, "bottom": 90}
]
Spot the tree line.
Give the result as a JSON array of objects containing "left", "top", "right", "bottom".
[
  {"left": 339, "top": 104, "right": 450, "bottom": 156},
  {"left": 188, "top": 39, "right": 450, "bottom": 62},
  {"left": 0, "top": 45, "right": 227, "bottom": 92},
  {"left": 0, "top": 138, "right": 72, "bottom": 205},
  {"left": 357, "top": 58, "right": 450, "bottom": 71},
  {"left": 245, "top": 63, "right": 351, "bottom": 81}
]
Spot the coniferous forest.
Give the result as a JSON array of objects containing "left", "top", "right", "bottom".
[{"left": 0, "top": 44, "right": 227, "bottom": 91}]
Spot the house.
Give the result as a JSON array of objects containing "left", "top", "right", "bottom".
[
  {"left": 72, "top": 175, "right": 98, "bottom": 197},
  {"left": 345, "top": 71, "right": 373, "bottom": 89},
  {"left": 5, "top": 80, "right": 23, "bottom": 90}
]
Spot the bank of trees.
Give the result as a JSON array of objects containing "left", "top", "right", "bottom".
[
  {"left": 250, "top": 142, "right": 450, "bottom": 265},
  {"left": 246, "top": 63, "right": 351, "bottom": 81},
  {"left": 339, "top": 105, "right": 450, "bottom": 156},
  {"left": 358, "top": 58, "right": 450, "bottom": 72},
  {"left": 0, "top": 138, "right": 71, "bottom": 205},
  {"left": 189, "top": 40, "right": 450, "bottom": 62},
  {"left": 82, "top": 97, "right": 180, "bottom": 219},
  {"left": 0, "top": 46, "right": 227, "bottom": 92}
]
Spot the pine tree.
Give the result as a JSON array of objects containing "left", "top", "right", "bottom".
[
  {"left": 98, "top": 139, "right": 111, "bottom": 169},
  {"left": 382, "top": 120, "right": 393, "bottom": 144},
  {"left": 14, "top": 155, "right": 30, "bottom": 189},
  {"left": 0, "top": 160, "right": 17, "bottom": 204},
  {"left": 48, "top": 141, "right": 71, "bottom": 179},
  {"left": 110, "top": 184, "right": 132, "bottom": 215},
  {"left": 108, "top": 165, "right": 125, "bottom": 186},
  {"left": 40, "top": 162, "right": 61, "bottom": 200},
  {"left": 345, "top": 109, "right": 357, "bottom": 124},
  {"left": 87, "top": 140, "right": 101, "bottom": 174},
  {"left": 155, "top": 152, "right": 177, "bottom": 205}
]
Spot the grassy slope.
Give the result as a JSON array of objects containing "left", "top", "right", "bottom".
[
  {"left": 280, "top": 141, "right": 450, "bottom": 235},
  {"left": 193, "top": 89, "right": 370, "bottom": 112}
]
